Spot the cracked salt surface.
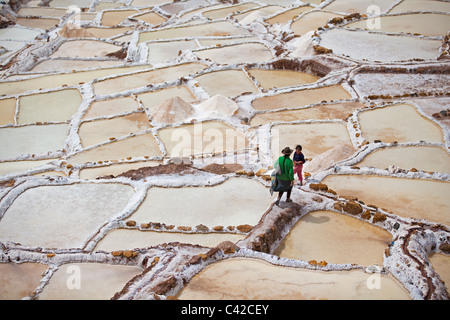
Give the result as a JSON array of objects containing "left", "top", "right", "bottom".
[{"left": 0, "top": 0, "right": 449, "bottom": 301}]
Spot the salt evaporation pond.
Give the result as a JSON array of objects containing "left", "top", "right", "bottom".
[
  {"left": 67, "top": 133, "right": 162, "bottom": 164},
  {"left": 274, "top": 210, "right": 392, "bottom": 266},
  {"left": 247, "top": 69, "right": 319, "bottom": 90},
  {"left": 0, "top": 262, "right": 49, "bottom": 300},
  {"left": 251, "top": 101, "right": 364, "bottom": 126},
  {"left": 358, "top": 104, "right": 445, "bottom": 143},
  {"left": 390, "top": 0, "right": 450, "bottom": 14},
  {"left": 79, "top": 160, "right": 161, "bottom": 180},
  {"left": 0, "top": 124, "right": 68, "bottom": 159},
  {"left": 195, "top": 69, "right": 259, "bottom": 98},
  {"left": 355, "top": 146, "right": 450, "bottom": 173},
  {"left": 177, "top": 258, "right": 410, "bottom": 300},
  {"left": 323, "top": 0, "right": 396, "bottom": 14},
  {"left": 0, "top": 0, "right": 449, "bottom": 302},
  {"left": 92, "top": 63, "right": 207, "bottom": 96},
  {"left": 82, "top": 96, "right": 140, "bottom": 120},
  {"left": 38, "top": 263, "right": 143, "bottom": 300},
  {"left": 129, "top": 178, "right": 274, "bottom": 228},
  {"left": 195, "top": 42, "right": 274, "bottom": 65},
  {"left": 319, "top": 29, "right": 441, "bottom": 62},
  {"left": 345, "top": 13, "right": 450, "bottom": 37},
  {"left": 322, "top": 175, "right": 450, "bottom": 226},
  {"left": 0, "top": 65, "right": 149, "bottom": 95},
  {"left": 0, "top": 183, "right": 134, "bottom": 248},
  {"left": 251, "top": 84, "right": 352, "bottom": 111},
  {"left": 159, "top": 121, "right": 248, "bottom": 157},
  {"left": 18, "top": 89, "right": 82, "bottom": 124},
  {"left": 78, "top": 112, "right": 152, "bottom": 148},
  {"left": 50, "top": 40, "right": 123, "bottom": 58},
  {"left": 0, "top": 159, "right": 55, "bottom": 177},
  {"left": 271, "top": 122, "right": 354, "bottom": 159}
]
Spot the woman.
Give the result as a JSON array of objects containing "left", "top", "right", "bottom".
[{"left": 274, "top": 147, "right": 294, "bottom": 206}]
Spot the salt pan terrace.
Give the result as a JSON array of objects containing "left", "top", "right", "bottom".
[{"left": 0, "top": 0, "right": 449, "bottom": 301}]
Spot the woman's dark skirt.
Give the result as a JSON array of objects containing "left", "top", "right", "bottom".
[{"left": 274, "top": 178, "right": 292, "bottom": 192}]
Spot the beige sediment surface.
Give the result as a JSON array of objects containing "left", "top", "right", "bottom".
[
  {"left": 252, "top": 85, "right": 352, "bottom": 111},
  {"left": 322, "top": 175, "right": 450, "bottom": 226},
  {"left": 177, "top": 258, "right": 410, "bottom": 300},
  {"left": 274, "top": 210, "right": 392, "bottom": 266}
]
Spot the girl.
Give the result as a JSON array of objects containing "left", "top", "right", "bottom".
[{"left": 293, "top": 145, "right": 305, "bottom": 185}]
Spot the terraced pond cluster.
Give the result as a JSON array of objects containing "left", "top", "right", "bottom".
[{"left": 0, "top": 0, "right": 449, "bottom": 300}]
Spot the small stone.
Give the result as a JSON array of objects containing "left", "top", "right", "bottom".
[
  {"left": 217, "top": 241, "right": 239, "bottom": 254},
  {"left": 343, "top": 202, "right": 363, "bottom": 215},
  {"left": 151, "top": 257, "right": 160, "bottom": 266},
  {"left": 123, "top": 250, "right": 137, "bottom": 258},
  {"left": 126, "top": 220, "right": 136, "bottom": 227},
  {"left": 236, "top": 224, "right": 252, "bottom": 233},
  {"left": 361, "top": 210, "right": 371, "bottom": 220},
  {"left": 333, "top": 202, "right": 344, "bottom": 211},
  {"left": 438, "top": 243, "right": 450, "bottom": 254},
  {"left": 195, "top": 224, "right": 209, "bottom": 232},
  {"left": 188, "top": 255, "right": 201, "bottom": 265},
  {"left": 255, "top": 168, "right": 267, "bottom": 176},
  {"left": 310, "top": 183, "right": 328, "bottom": 191},
  {"left": 372, "top": 212, "right": 387, "bottom": 223},
  {"left": 151, "top": 222, "right": 163, "bottom": 230},
  {"left": 318, "top": 261, "right": 328, "bottom": 267}
]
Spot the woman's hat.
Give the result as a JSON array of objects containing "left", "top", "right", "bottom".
[{"left": 281, "top": 147, "right": 293, "bottom": 155}]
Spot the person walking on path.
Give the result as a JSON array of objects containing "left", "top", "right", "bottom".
[
  {"left": 293, "top": 145, "right": 306, "bottom": 185},
  {"left": 273, "top": 147, "right": 294, "bottom": 206}
]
